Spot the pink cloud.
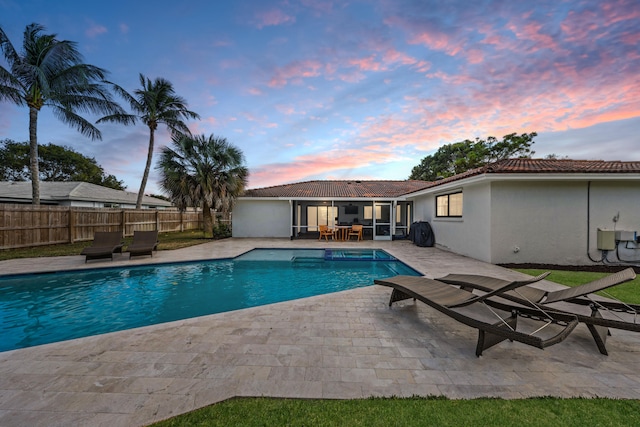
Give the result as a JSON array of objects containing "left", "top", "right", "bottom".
[
  {"left": 409, "top": 30, "right": 462, "bottom": 56},
  {"left": 255, "top": 9, "right": 296, "bottom": 29},
  {"left": 275, "top": 104, "right": 306, "bottom": 115},
  {"left": 247, "top": 148, "right": 402, "bottom": 188},
  {"left": 85, "top": 23, "right": 107, "bottom": 38},
  {"left": 349, "top": 56, "right": 385, "bottom": 71},
  {"left": 268, "top": 60, "right": 324, "bottom": 87},
  {"left": 466, "top": 49, "right": 484, "bottom": 64}
]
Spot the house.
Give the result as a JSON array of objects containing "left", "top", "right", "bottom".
[
  {"left": 233, "top": 180, "right": 432, "bottom": 240},
  {"left": 233, "top": 159, "right": 640, "bottom": 266},
  {"left": 0, "top": 181, "right": 172, "bottom": 209}
]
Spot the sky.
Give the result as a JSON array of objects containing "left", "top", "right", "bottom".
[{"left": 1, "top": 0, "right": 639, "bottom": 194}]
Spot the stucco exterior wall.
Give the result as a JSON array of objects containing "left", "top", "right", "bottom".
[
  {"left": 489, "top": 180, "right": 640, "bottom": 265},
  {"left": 232, "top": 199, "right": 291, "bottom": 238},
  {"left": 434, "top": 183, "right": 492, "bottom": 263},
  {"left": 409, "top": 182, "right": 493, "bottom": 262}
]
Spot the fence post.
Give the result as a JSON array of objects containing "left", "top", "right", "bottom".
[
  {"left": 121, "top": 209, "right": 126, "bottom": 236},
  {"left": 69, "top": 207, "right": 75, "bottom": 243},
  {"left": 180, "top": 211, "right": 184, "bottom": 232},
  {"left": 156, "top": 210, "right": 160, "bottom": 231}
]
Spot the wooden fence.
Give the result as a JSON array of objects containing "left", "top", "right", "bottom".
[{"left": 0, "top": 204, "right": 230, "bottom": 250}]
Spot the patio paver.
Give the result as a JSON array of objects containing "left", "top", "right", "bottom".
[{"left": 0, "top": 238, "right": 639, "bottom": 426}]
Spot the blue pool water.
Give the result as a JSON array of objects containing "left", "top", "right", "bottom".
[{"left": 0, "top": 248, "right": 420, "bottom": 352}]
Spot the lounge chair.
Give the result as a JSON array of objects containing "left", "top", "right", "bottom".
[
  {"left": 437, "top": 268, "right": 638, "bottom": 355},
  {"left": 374, "top": 275, "right": 578, "bottom": 356},
  {"left": 80, "top": 231, "right": 124, "bottom": 263},
  {"left": 127, "top": 230, "right": 159, "bottom": 258}
]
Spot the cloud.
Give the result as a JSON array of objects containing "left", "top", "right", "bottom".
[
  {"left": 248, "top": 147, "right": 404, "bottom": 188},
  {"left": 85, "top": 22, "right": 108, "bottom": 38},
  {"left": 255, "top": 9, "right": 296, "bottom": 29},
  {"left": 268, "top": 59, "right": 324, "bottom": 87}
]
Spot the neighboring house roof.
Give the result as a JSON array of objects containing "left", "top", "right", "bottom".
[
  {"left": 243, "top": 180, "right": 433, "bottom": 198},
  {"left": 0, "top": 181, "right": 173, "bottom": 207}
]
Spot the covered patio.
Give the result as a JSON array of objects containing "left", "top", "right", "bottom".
[{"left": 232, "top": 180, "right": 433, "bottom": 240}]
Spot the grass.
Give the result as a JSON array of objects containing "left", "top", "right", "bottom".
[
  {"left": 514, "top": 268, "right": 640, "bottom": 304},
  {"left": 2, "top": 236, "right": 639, "bottom": 426},
  {"left": 0, "top": 230, "right": 212, "bottom": 261},
  {"left": 151, "top": 396, "right": 640, "bottom": 427}
]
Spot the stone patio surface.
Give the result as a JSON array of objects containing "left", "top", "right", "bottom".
[{"left": 0, "top": 238, "right": 639, "bottom": 426}]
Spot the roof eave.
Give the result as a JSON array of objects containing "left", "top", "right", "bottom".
[{"left": 404, "top": 172, "right": 640, "bottom": 198}]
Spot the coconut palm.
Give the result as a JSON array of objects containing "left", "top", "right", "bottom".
[
  {"left": 97, "top": 74, "right": 200, "bottom": 209},
  {"left": 157, "top": 133, "right": 248, "bottom": 238},
  {"left": 0, "top": 23, "right": 125, "bottom": 204}
]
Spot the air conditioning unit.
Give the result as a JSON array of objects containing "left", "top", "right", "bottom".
[{"left": 597, "top": 228, "right": 615, "bottom": 250}]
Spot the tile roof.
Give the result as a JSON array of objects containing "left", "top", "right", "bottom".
[
  {"left": 486, "top": 158, "right": 640, "bottom": 173},
  {"left": 432, "top": 158, "right": 640, "bottom": 186},
  {"left": 243, "top": 159, "right": 640, "bottom": 199},
  {"left": 244, "top": 180, "right": 433, "bottom": 198}
]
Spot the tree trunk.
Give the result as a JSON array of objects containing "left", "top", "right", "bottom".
[
  {"left": 136, "top": 128, "right": 155, "bottom": 209},
  {"left": 29, "top": 107, "right": 40, "bottom": 205},
  {"left": 202, "top": 202, "right": 214, "bottom": 238}
]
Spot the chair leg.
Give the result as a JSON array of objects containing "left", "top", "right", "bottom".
[
  {"left": 475, "top": 314, "right": 518, "bottom": 357},
  {"left": 586, "top": 307, "right": 609, "bottom": 355}
]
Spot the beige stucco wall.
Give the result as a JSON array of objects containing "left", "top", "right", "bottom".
[{"left": 232, "top": 199, "right": 291, "bottom": 238}]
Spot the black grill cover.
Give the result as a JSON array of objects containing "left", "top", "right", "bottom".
[{"left": 409, "top": 221, "right": 435, "bottom": 247}]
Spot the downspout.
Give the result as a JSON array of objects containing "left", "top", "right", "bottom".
[{"left": 586, "top": 181, "right": 605, "bottom": 263}]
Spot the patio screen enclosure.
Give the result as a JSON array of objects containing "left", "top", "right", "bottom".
[{"left": 292, "top": 200, "right": 413, "bottom": 240}]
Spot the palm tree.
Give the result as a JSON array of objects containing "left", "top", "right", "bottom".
[
  {"left": 156, "top": 133, "right": 248, "bottom": 238},
  {"left": 98, "top": 74, "right": 200, "bottom": 209},
  {"left": 0, "top": 23, "right": 125, "bottom": 204}
]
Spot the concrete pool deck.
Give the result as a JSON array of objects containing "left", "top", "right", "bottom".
[{"left": 0, "top": 238, "right": 639, "bottom": 426}]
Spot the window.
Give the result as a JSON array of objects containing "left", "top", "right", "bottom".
[
  {"left": 364, "top": 205, "right": 384, "bottom": 220},
  {"left": 307, "top": 206, "right": 338, "bottom": 231},
  {"left": 436, "top": 192, "right": 463, "bottom": 217}
]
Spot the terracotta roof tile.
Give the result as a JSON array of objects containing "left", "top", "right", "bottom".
[
  {"left": 244, "top": 180, "right": 432, "bottom": 198},
  {"left": 243, "top": 159, "right": 640, "bottom": 199},
  {"left": 428, "top": 158, "right": 640, "bottom": 187},
  {"left": 486, "top": 158, "right": 640, "bottom": 173}
]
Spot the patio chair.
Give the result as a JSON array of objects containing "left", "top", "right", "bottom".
[
  {"left": 80, "top": 231, "right": 124, "bottom": 263},
  {"left": 127, "top": 230, "right": 159, "bottom": 258},
  {"left": 347, "top": 224, "right": 363, "bottom": 241},
  {"left": 374, "top": 275, "right": 578, "bottom": 356},
  {"left": 437, "top": 268, "right": 638, "bottom": 355},
  {"left": 318, "top": 225, "right": 335, "bottom": 241}
]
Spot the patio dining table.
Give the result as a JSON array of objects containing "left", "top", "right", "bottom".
[{"left": 334, "top": 225, "right": 352, "bottom": 241}]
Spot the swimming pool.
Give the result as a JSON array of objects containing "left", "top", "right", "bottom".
[{"left": 0, "top": 248, "right": 420, "bottom": 352}]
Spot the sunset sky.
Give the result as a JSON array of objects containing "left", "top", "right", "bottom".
[{"left": 1, "top": 0, "right": 639, "bottom": 194}]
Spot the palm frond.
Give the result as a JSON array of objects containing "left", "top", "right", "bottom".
[{"left": 50, "top": 105, "right": 102, "bottom": 140}]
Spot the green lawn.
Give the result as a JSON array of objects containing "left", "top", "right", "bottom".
[
  {"left": 514, "top": 268, "right": 640, "bottom": 304},
  {"left": 0, "top": 230, "right": 211, "bottom": 261},
  {"left": 151, "top": 396, "right": 640, "bottom": 427}
]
